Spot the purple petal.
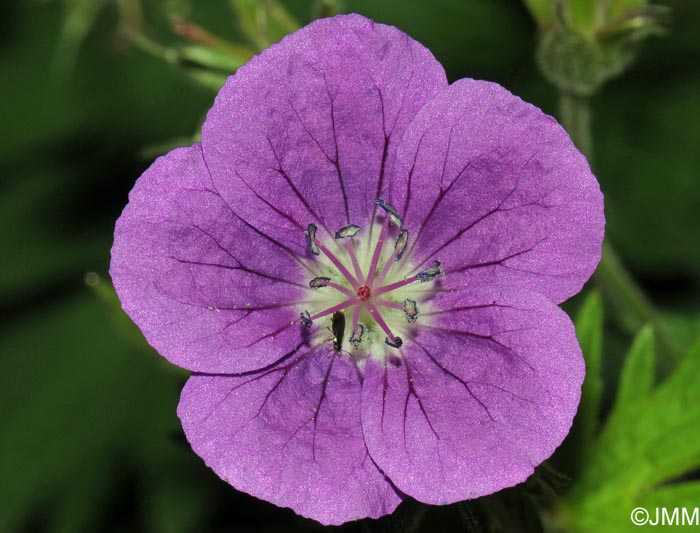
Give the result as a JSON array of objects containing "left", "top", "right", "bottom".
[
  {"left": 178, "top": 346, "right": 402, "bottom": 525},
  {"left": 361, "top": 284, "right": 584, "bottom": 504},
  {"left": 202, "top": 14, "right": 447, "bottom": 244},
  {"left": 110, "top": 144, "right": 308, "bottom": 373},
  {"left": 390, "top": 79, "right": 604, "bottom": 303}
]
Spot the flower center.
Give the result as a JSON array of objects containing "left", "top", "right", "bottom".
[
  {"left": 357, "top": 285, "right": 371, "bottom": 301},
  {"left": 300, "top": 199, "right": 442, "bottom": 359}
]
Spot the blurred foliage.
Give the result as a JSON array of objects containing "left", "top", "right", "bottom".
[
  {"left": 559, "top": 328, "right": 700, "bottom": 532},
  {"left": 526, "top": 0, "right": 669, "bottom": 96},
  {"left": 1, "top": 0, "right": 699, "bottom": 532}
]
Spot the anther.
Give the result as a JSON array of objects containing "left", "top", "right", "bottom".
[
  {"left": 349, "top": 324, "right": 365, "bottom": 348},
  {"left": 334, "top": 224, "right": 361, "bottom": 239},
  {"left": 374, "top": 198, "right": 403, "bottom": 227},
  {"left": 385, "top": 336, "right": 403, "bottom": 349},
  {"left": 402, "top": 299, "right": 419, "bottom": 323},
  {"left": 416, "top": 261, "right": 442, "bottom": 282},
  {"left": 309, "top": 276, "right": 331, "bottom": 289},
  {"left": 300, "top": 310, "right": 313, "bottom": 328},
  {"left": 394, "top": 229, "right": 409, "bottom": 261},
  {"left": 304, "top": 223, "right": 320, "bottom": 256}
]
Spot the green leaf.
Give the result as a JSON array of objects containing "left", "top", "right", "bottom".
[
  {"left": 178, "top": 44, "right": 250, "bottom": 73},
  {"left": 0, "top": 292, "right": 207, "bottom": 531},
  {"left": 609, "top": 324, "right": 655, "bottom": 419},
  {"left": 569, "top": 0, "right": 597, "bottom": 37},
  {"left": 637, "top": 482, "right": 700, "bottom": 510},
  {"left": 231, "top": 0, "right": 300, "bottom": 50},
  {"left": 522, "top": 0, "right": 554, "bottom": 27},
  {"left": 562, "top": 337, "right": 700, "bottom": 532},
  {"left": 574, "top": 290, "right": 604, "bottom": 452}
]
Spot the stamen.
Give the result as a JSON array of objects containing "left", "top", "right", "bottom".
[
  {"left": 309, "top": 277, "right": 353, "bottom": 297},
  {"left": 394, "top": 229, "right": 409, "bottom": 260},
  {"left": 309, "top": 276, "right": 331, "bottom": 289},
  {"left": 403, "top": 299, "right": 419, "bottom": 323},
  {"left": 305, "top": 224, "right": 320, "bottom": 255},
  {"left": 351, "top": 305, "right": 361, "bottom": 338},
  {"left": 309, "top": 297, "right": 358, "bottom": 321},
  {"left": 345, "top": 239, "right": 364, "bottom": 282},
  {"left": 366, "top": 216, "right": 389, "bottom": 288},
  {"left": 374, "top": 275, "right": 418, "bottom": 296},
  {"left": 374, "top": 229, "right": 409, "bottom": 286},
  {"left": 374, "top": 198, "right": 403, "bottom": 227},
  {"left": 376, "top": 299, "right": 404, "bottom": 311},
  {"left": 349, "top": 323, "right": 365, "bottom": 347},
  {"left": 366, "top": 301, "right": 401, "bottom": 348},
  {"left": 300, "top": 310, "right": 312, "bottom": 328},
  {"left": 385, "top": 336, "right": 403, "bottom": 349},
  {"left": 334, "top": 224, "right": 361, "bottom": 239},
  {"left": 314, "top": 239, "right": 359, "bottom": 289},
  {"left": 416, "top": 261, "right": 442, "bottom": 282}
]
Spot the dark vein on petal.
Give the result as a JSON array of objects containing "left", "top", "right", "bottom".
[
  {"left": 421, "top": 302, "right": 517, "bottom": 316},
  {"left": 375, "top": 87, "right": 390, "bottom": 203},
  {"left": 312, "top": 352, "right": 337, "bottom": 460},
  {"left": 413, "top": 338, "right": 495, "bottom": 422},
  {"left": 233, "top": 167, "right": 305, "bottom": 231},
  {"left": 468, "top": 380, "right": 535, "bottom": 405},
  {"left": 402, "top": 361, "right": 440, "bottom": 446},
  {"left": 244, "top": 320, "right": 296, "bottom": 349},
  {"left": 197, "top": 145, "right": 314, "bottom": 273},
  {"left": 170, "top": 256, "right": 306, "bottom": 288},
  {"left": 326, "top": 87, "right": 351, "bottom": 225},
  {"left": 380, "top": 359, "right": 389, "bottom": 433},
  {"left": 401, "top": 130, "right": 428, "bottom": 220},
  {"left": 420, "top": 325, "right": 536, "bottom": 373},
  {"left": 288, "top": 98, "right": 335, "bottom": 163},
  {"left": 197, "top": 342, "right": 308, "bottom": 422},
  {"left": 406, "top": 154, "right": 483, "bottom": 262},
  {"left": 389, "top": 67, "right": 415, "bottom": 137},
  {"left": 266, "top": 135, "right": 331, "bottom": 232},
  {"left": 450, "top": 240, "right": 544, "bottom": 275},
  {"left": 439, "top": 124, "right": 456, "bottom": 190},
  {"left": 195, "top": 340, "right": 306, "bottom": 379},
  {"left": 197, "top": 186, "right": 313, "bottom": 274}
]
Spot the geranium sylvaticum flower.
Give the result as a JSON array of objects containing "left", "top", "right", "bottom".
[{"left": 111, "top": 14, "right": 604, "bottom": 525}]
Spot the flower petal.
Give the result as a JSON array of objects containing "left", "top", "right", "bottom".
[
  {"left": 178, "top": 346, "right": 402, "bottom": 525},
  {"left": 110, "top": 144, "right": 308, "bottom": 373},
  {"left": 361, "top": 284, "right": 584, "bottom": 504},
  {"left": 390, "top": 79, "right": 604, "bottom": 303},
  {"left": 202, "top": 14, "right": 447, "bottom": 245}
]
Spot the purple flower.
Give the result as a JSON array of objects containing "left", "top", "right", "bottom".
[{"left": 111, "top": 14, "right": 604, "bottom": 525}]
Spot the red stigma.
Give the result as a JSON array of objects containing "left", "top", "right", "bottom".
[{"left": 357, "top": 285, "right": 371, "bottom": 301}]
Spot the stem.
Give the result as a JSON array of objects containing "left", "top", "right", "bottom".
[
  {"left": 558, "top": 91, "right": 680, "bottom": 362},
  {"left": 559, "top": 91, "right": 593, "bottom": 163}
]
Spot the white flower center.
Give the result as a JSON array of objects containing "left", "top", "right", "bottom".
[{"left": 300, "top": 199, "right": 442, "bottom": 365}]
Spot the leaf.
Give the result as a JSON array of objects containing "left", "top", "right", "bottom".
[
  {"left": 609, "top": 324, "right": 655, "bottom": 420},
  {"left": 561, "top": 336, "right": 700, "bottom": 532},
  {"left": 230, "top": 0, "right": 300, "bottom": 50},
  {"left": 637, "top": 482, "right": 700, "bottom": 510},
  {"left": 0, "top": 293, "right": 211, "bottom": 531},
  {"left": 574, "top": 290, "right": 604, "bottom": 454},
  {"left": 522, "top": 0, "right": 554, "bottom": 27}
]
